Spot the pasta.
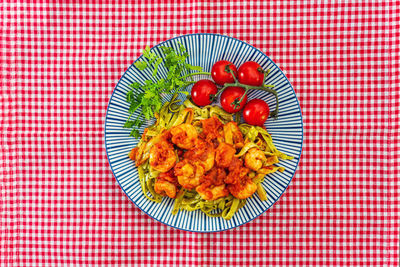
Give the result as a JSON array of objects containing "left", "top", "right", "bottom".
[{"left": 128, "top": 100, "right": 293, "bottom": 220}]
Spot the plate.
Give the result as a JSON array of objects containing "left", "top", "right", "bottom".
[{"left": 105, "top": 33, "right": 303, "bottom": 232}]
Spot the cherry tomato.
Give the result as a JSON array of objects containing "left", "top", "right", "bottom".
[
  {"left": 191, "top": 79, "right": 218, "bottom": 106},
  {"left": 211, "top": 60, "right": 237, "bottom": 86},
  {"left": 243, "top": 99, "right": 270, "bottom": 126},
  {"left": 220, "top": 87, "right": 248, "bottom": 113},
  {"left": 238, "top": 61, "right": 265, "bottom": 86}
]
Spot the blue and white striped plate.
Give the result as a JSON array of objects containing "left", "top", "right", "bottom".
[{"left": 105, "top": 33, "right": 303, "bottom": 232}]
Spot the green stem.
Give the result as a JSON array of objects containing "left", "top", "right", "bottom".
[
  {"left": 209, "top": 87, "right": 225, "bottom": 102},
  {"left": 263, "top": 69, "right": 271, "bottom": 82},
  {"left": 127, "top": 111, "right": 135, "bottom": 121},
  {"left": 234, "top": 88, "right": 250, "bottom": 108},
  {"left": 222, "top": 82, "right": 274, "bottom": 90},
  {"left": 221, "top": 81, "right": 279, "bottom": 119},
  {"left": 225, "top": 65, "right": 238, "bottom": 82},
  {"left": 127, "top": 103, "right": 142, "bottom": 121},
  {"left": 172, "top": 81, "right": 196, "bottom": 94},
  {"left": 181, "top": 71, "right": 211, "bottom": 80}
]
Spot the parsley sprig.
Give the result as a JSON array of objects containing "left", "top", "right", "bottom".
[{"left": 124, "top": 44, "right": 209, "bottom": 138}]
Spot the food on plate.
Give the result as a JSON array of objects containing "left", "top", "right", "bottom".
[
  {"left": 123, "top": 45, "right": 293, "bottom": 220},
  {"left": 128, "top": 100, "right": 293, "bottom": 220},
  {"left": 238, "top": 61, "right": 265, "bottom": 86},
  {"left": 123, "top": 44, "right": 208, "bottom": 138},
  {"left": 220, "top": 87, "right": 248, "bottom": 113},
  {"left": 124, "top": 45, "right": 280, "bottom": 139},
  {"left": 190, "top": 79, "right": 218, "bottom": 106},
  {"left": 242, "top": 99, "right": 270, "bottom": 126},
  {"left": 211, "top": 60, "right": 238, "bottom": 85},
  {"left": 208, "top": 60, "right": 279, "bottom": 119}
]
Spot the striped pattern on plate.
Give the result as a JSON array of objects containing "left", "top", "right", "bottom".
[{"left": 104, "top": 33, "right": 303, "bottom": 232}]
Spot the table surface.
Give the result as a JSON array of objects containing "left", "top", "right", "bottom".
[{"left": 1, "top": 1, "right": 399, "bottom": 266}]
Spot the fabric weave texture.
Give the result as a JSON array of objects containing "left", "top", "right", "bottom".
[{"left": 1, "top": 1, "right": 399, "bottom": 266}]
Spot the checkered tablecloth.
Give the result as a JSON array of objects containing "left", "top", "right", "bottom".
[{"left": 1, "top": 1, "right": 399, "bottom": 266}]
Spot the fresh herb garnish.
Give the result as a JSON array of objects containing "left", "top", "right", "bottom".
[{"left": 124, "top": 44, "right": 210, "bottom": 138}]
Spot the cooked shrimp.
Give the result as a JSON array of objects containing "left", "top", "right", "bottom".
[
  {"left": 200, "top": 116, "right": 224, "bottom": 144},
  {"left": 128, "top": 147, "right": 138, "bottom": 161},
  {"left": 227, "top": 178, "right": 257, "bottom": 199},
  {"left": 203, "top": 167, "right": 226, "bottom": 186},
  {"left": 184, "top": 139, "right": 215, "bottom": 171},
  {"left": 149, "top": 141, "right": 177, "bottom": 172},
  {"left": 174, "top": 159, "right": 204, "bottom": 190},
  {"left": 196, "top": 183, "right": 229, "bottom": 201},
  {"left": 223, "top": 122, "right": 244, "bottom": 149},
  {"left": 170, "top": 123, "right": 198, "bottom": 149},
  {"left": 215, "top": 142, "right": 236, "bottom": 168},
  {"left": 154, "top": 179, "right": 177, "bottom": 198},
  {"left": 225, "top": 159, "right": 249, "bottom": 184},
  {"left": 158, "top": 170, "right": 178, "bottom": 184},
  {"left": 134, "top": 130, "right": 170, "bottom": 166},
  {"left": 244, "top": 147, "right": 267, "bottom": 171}
]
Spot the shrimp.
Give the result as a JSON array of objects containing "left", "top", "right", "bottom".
[
  {"left": 215, "top": 142, "right": 236, "bottom": 168},
  {"left": 203, "top": 167, "right": 226, "bottom": 186},
  {"left": 244, "top": 147, "right": 267, "bottom": 171},
  {"left": 197, "top": 167, "right": 228, "bottom": 199},
  {"left": 196, "top": 183, "right": 229, "bottom": 201},
  {"left": 149, "top": 141, "right": 177, "bottom": 172},
  {"left": 170, "top": 123, "right": 198, "bottom": 149},
  {"left": 174, "top": 159, "right": 205, "bottom": 190},
  {"left": 128, "top": 147, "right": 138, "bottom": 161},
  {"left": 134, "top": 130, "right": 170, "bottom": 166},
  {"left": 158, "top": 170, "right": 178, "bottom": 184},
  {"left": 184, "top": 139, "right": 215, "bottom": 171},
  {"left": 200, "top": 116, "right": 224, "bottom": 145},
  {"left": 223, "top": 122, "right": 244, "bottom": 149},
  {"left": 225, "top": 158, "right": 249, "bottom": 184},
  {"left": 227, "top": 178, "right": 257, "bottom": 199},
  {"left": 154, "top": 179, "right": 177, "bottom": 198}
]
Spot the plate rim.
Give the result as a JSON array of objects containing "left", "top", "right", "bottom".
[{"left": 104, "top": 33, "right": 304, "bottom": 232}]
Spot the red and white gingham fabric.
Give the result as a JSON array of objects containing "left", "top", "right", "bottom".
[{"left": 1, "top": 1, "right": 399, "bottom": 266}]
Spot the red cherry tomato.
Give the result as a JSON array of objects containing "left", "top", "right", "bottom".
[
  {"left": 220, "top": 87, "right": 248, "bottom": 113},
  {"left": 243, "top": 99, "right": 270, "bottom": 126},
  {"left": 211, "top": 60, "right": 237, "bottom": 86},
  {"left": 238, "top": 61, "right": 265, "bottom": 86},
  {"left": 191, "top": 79, "right": 218, "bottom": 106}
]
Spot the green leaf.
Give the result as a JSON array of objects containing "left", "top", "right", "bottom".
[
  {"left": 130, "top": 129, "right": 140, "bottom": 138},
  {"left": 175, "top": 79, "right": 185, "bottom": 87},
  {"left": 134, "top": 119, "right": 143, "bottom": 127},
  {"left": 161, "top": 46, "right": 172, "bottom": 54},
  {"left": 125, "top": 44, "right": 205, "bottom": 139},
  {"left": 129, "top": 82, "right": 141, "bottom": 89},
  {"left": 128, "top": 101, "right": 141, "bottom": 114},
  {"left": 135, "top": 61, "right": 147, "bottom": 70},
  {"left": 152, "top": 58, "right": 163, "bottom": 77},
  {"left": 123, "top": 120, "right": 135, "bottom": 128},
  {"left": 143, "top": 45, "right": 151, "bottom": 58},
  {"left": 126, "top": 90, "right": 134, "bottom": 102},
  {"left": 157, "top": 78, "right": 165, "bottom": 85},
  {"left": 178, "top": 42, "right": 186, "bottom": 53}
]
